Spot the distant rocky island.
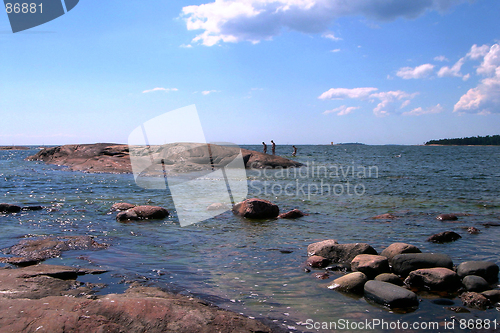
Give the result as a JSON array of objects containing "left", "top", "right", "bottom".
[{"left": 425, "top": 135, "right": 500, "bottom": 146}]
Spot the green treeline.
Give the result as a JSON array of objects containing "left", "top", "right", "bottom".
[{"left": 425, "top": 135, "right": 500, "bottom": 146}]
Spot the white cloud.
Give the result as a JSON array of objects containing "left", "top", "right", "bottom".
[
  {"left": 454, "top": 44, "right": 500, "bottom": 114},
  {"left": 370, "top": 90, "right": 418, "bottom": 116},
  {"left": 437, "top": 57, "right": 465, "bottom": 78},
  {"left": 323, "top": 32, "right": 342, "bottom": 41},
  {"left": 396, "top": 64, "right": 434, "bottom": 79},
  {"left": 180, "top": 44, "right": 193, "bottom": 48},
  {"left": 402, "top": 104, "right": 443, "bottom": 116},
  {"left": 434, "top": 55, "right": 449, "bottom": 62},
  {"left": 323, "top": 105, "right": 359, "bottom": 116},
  {"left": 202, "top": 90, "right": 220, "bottom": 95},
  {"left": 318, "top": 87, "right": 378, "bottom": 100},
  {"left": 467, "top": 44, "right": 490, "bottom": 60},
  {"left": 330, "top": 48, "right": 341, "bottom": 53},
  {"left": 182, "top": 0, "right": 467, "bottom": 46},
  {"left": 142, "top": 87, "right": 178, "bottom": 93}
]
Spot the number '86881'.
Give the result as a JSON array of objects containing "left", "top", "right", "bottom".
[{"left": 5, "top": 3, "right": 43, "bottom": 14}]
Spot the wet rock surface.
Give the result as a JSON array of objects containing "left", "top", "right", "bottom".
[
  {"left": 390, "top": 253, "right": 453, "bottom": 277},
  {"left": 328, "top": 272, "right": 368, "bottom": 294},
  {"left": 462, "top": 275, "right": 490, "bottom": 292},
  {"left": 364, "top": 280, "right": 419, "bottom": 309},
  {"left": 2, "top": 236, "right": 108, "bottom": 262},
  {"left": 404, "top": 268, "right": 461, "bottom": 292},
  {"left": 427, "top": 231, "right": 462, "bottom": 243},
  {"left": 350, "top": 254, "right": 390, "bottom": 279},
  {"left": 460, "top": 292, "right": 491, "bottom": 310},
  {"left": 309, "top": 242, "right": 377, "bottom": 264},
  {"left": 232, "top": 198, "right": 279, "bottom": 219},
  {"left": 380, "top": 243, "right": 421, "bottom": 260},
  {"left": 374, "top": 273, "right": 404, "bottom": 286},
  {"left": 456, "top": 261, "right": 499, "bottom": 284},
  {"left": 116, "top": 205, "right": 170, "bottom": 221}
]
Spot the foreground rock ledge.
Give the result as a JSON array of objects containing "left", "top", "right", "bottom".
[
  {"left": 0, "top": 265, "right": 276, "bottom": 333},
  {"left": 27, "top": 143, "right": 303, "bottom": 173}
]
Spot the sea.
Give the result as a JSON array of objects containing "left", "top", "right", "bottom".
[{"left": 1, "top": 145, "right": 499, "bottom": 332}]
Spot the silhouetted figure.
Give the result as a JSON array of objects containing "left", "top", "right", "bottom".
[
  {"left": 292, "top": 145, "right": 297, "bottom": 157},
  {"left": 271, "top": 140, "right": 276, "bottom": 155},
  {"left": 262, "top": 142, "right": 267, "bottom": 154}
]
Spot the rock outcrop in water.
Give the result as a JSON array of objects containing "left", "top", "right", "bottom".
[{"left": 26, "top": 143, "right": 303, "bottom": 174}]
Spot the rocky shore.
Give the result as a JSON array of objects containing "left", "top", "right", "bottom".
[{"left": 26, "top": 143, "right": 302, "bottom": 174}]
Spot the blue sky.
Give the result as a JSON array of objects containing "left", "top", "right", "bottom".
[{"left": 1, "top": 0, "right": 499, "bottom": 145}]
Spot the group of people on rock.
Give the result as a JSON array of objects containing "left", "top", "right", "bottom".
[{"left": 262, "top": 140, "right": 297, "bottom": 157}]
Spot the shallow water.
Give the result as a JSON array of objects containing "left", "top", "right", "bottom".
[{"left": 1, "top": 145, "right": 500, "bottom": 332}]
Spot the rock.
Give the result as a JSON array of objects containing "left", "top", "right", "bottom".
[
  {"left": 328, "top": 272, "right": 368, "bottom": 294},
  {"left": 110, "top": 202, "right": 136, "bottom": 211},
  {"left": 278, "top": 209, "right": 306, "bottom": 219},
  {"left": 3, "top": 236, "right": 108, "bottom": 262},
  {"left": 206, "top": 203, "right": 229, "bottom": 211},
  {"left": 462, "top": 275, "right": 490, "bottom": 292},
  {"left": 482, "top": 222, "right": 500, "bottom": 227},
  {"left": 375, "top": 273, "right": 404, "bottom": 286},
  {"left": 232, "top": 198, "right": 279, "bottom": 219},
  {"left": 307, "top": 239, "right": 338, "bottom": 256},
  {"left": 380, "top": 243, "right": 421, "bottom": 260},
  {"left": 456, "top": 261, "right": 499, "bottom": 284},
  {"left": 351, "top": 254, "right": 390, "bottom": 279},
  {"left": 21, "top": 205, "right": 44, "bottom": 211},
  {"left": 0, "top": 265, "right": 274, "bottom": 333},
  {"left": 371, "top": 213, "right": 397, "bottom": 219},
  {"left": 314, "top": 272, "right": 330, "bottom": 280},
  {"left": 325, "top": 263, "right": 350, "bottom": 273},
  {"left": 0, "top": 257, "right": 40, "bottom": 267},
  {"left": 404, "top": 268, "right": 461, "bottom": 291},
  {"left": 437, "top": 214, "right": 458, "bottom": 221},
  {"left": 467, "top": 227, "right": 480, "bottom": 234},
  {"left": 364, "top": 280, "right": 419, "bottom": 309},
  {"left": 117, "top": 205, "right": 169, "bottom": 221},
  {"left": 0, "top": 203, "right": 21, "bottom": 213},
  {"left": 427, "top": 231, "right": 462, "bottom": 243},
  {"left": 445, "top": 306, "right": 470, "bottom": 313},
  {"left": 308, "top": 242, "right": 377, "bottom": 264},
  {"left": 460, "top": 292, "right": 491, "bottom": 310},
  {"left": 390, "top": 253, "right": 453, "bottom": 277},
  {"left": 306, "top": 255, "right": 330, "bottom": 268},
  {"left": 481, "top": 290, "right": 500, "bottom": 303},
  {"left": 27, "top": 143, "right": 302, "bottom": 174}
]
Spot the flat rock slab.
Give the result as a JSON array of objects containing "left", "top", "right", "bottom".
[
  {"left": 390, "top": 253, "right": 453, "bottom": 277},
  {"left": 351, "top": 254, "right": 390, "bottom": 279},
  {"left": 308, "top": 242, "right": 377, "bottom": 264},
  {"left": 380, "top": 243, "right": 421, "bottom": 260},
  {"left": 3, "top": 236, "right": 108, "bottom": 261},
  {"left": 364, "top": 280, "right": 419, "bottom": 309},
  {"left": 328, "top": 272, "right": 368, "bottom": 294},
  {"left": 404, "top": 267, "right": 461, "bottom": 292},
  {"left": 457, "top": 261, "right": 499, "bottom": 284}
]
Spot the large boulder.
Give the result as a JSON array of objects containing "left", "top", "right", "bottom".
[
  {"left": 351, "top": 254, "right": 390, "bottom": 279},
  {"left": 462, "top": 275, "right": 490, "bottom": 292},
  {"left": 390, "top": 253, "right": 453, "bottom": 277},
  {"left": 404, "top": 268, "right": 461, "bottom": 292},
  {"left": 232, "top": 199, "right": 279, "bottom": 219},
  {"left": 456, "top": 261, "right": 499, "bottom": 284},
  {"left": 364, "top": 280, "right": 419, "bottom": 309},
  {"left": 116, "top": 205, "right": 169, "bottom": 221},
  {"left": 328, "top": 272, "right": 368, "bottom": 294},
  {"left": 460, "top": 292, "right": 491, "bottom": 310},
  {"left": 427, "top": 231, "right": 461, "bottom": 243},
  {"left": 308, "top": 242, "right": 377, "bottom": 264},
  {"left": 0, "top": 203, "right": 21, "bottom": 213},
  {"left": 375, "top": 273, "right": 404, "bottom": 286},
  {"left": 380, "top": 243, "right": 421, "bottom": 260}
]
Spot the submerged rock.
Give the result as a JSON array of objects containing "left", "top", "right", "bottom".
[
  {"left": 456, "top": 261, "right": 499, "bottom": 284},
  {"left": 3, "top": 236, "right": 108, "bottom": 262},
  {"left": 350, "top": 254, "right": 390, "bottom": 279},
  {"left": 364, "top": 280, "right": 419, "bottom": 309},
  {"left": 460, "top": 292, "right": 491, "bottom": 310},
  {"left": 328, "top": 272, "right": 368, "bottom": 294},
  {"left": 116, "top": 205, "right": 169, "bottom": 221},
  {"left": 436, "top": 214, "right": 458, "bottom": 221},
  {"left": 380, "top": 243, "right": 421, "bottom": 261},
  {"left": 390, "top": 253, "right": 453, "bottom": 277},
  {"left": 370, "top": 213, "right": 397, "bottom": 219},
  {"left": 278, "top": 209, "right": 306, "bottom": 219},
  {"left": 0, "top": 203, "right": 21, "bottom": 213},
  {"left": 232, "top": 198, "right": 279, "bottom": 219},
  {"left": 427, "top": 231, "right": 461, "bottom": 243},
  {"left": 462, "top": 275, "right": 490, "bottom": 292},
  {"left": 404, "top": 268, "right": 461, "bottom": 292},
  {"left": 206, "top": 203, "right": 229, "bottom": 211},
  {"left": 306, "top": 255, "right": 330, "bottom": 268},
  {"left": 467, "top": 226, "right": 480, "bottom": 234}
]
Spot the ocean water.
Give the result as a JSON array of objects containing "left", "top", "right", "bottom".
[{"left": 1, "top": 145, "right": 500, "bottom": 332}]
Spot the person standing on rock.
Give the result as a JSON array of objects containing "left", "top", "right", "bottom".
[
  {"left": 262, "top": 142, "right": 267, "bottom": 154},
  {"left": 292, "top": 145, "right": 297, "bottom": 157},
  {"left": 271, "top": 140, "right": 276, "bottom": 155}
]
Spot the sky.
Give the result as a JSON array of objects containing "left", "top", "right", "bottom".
[{"left": 1, "top": 0, "right": 500, "bottom": 145}]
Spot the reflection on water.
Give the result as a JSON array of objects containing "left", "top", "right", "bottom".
[{"left": 1, "top": 145, "right": 499, "bottom": 332}]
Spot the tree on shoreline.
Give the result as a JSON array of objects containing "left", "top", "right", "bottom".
[{"left": 425, "top": 135, "right": 500, "bottom": 146}]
